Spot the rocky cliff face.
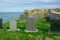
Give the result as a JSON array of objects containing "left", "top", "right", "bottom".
[
  {"left": 46, "top": 9, "right": 60, "bottom": 20},
  {"left": 51, "top": 12, "right": 60, "bottom": 19},
  {"left": 23, "top": 9, "right": 60, "bottom": 19},
  {"left": 24, "top": 9, "right": 48, "bottom": 18}
]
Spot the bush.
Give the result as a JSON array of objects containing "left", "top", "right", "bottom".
[
  {"left": 3, "top": 21, "right": 10, "bottom": 29},
  {"left": 36, "top": 18, "right": 50, "bottom": 31},
  {"left": 3, "top": 20, "right": 26, "bottom": 30},
  {"left": 17, "top": 20, "right": 26, "bottom": 30},
  {"left": 36, "top": 18, "right": 50, "bottom": 40}
]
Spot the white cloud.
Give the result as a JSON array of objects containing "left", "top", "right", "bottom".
[
  {"left": 0, "top": 0, "right": 60, "bottom": 4},
  {"left": 29, "top": 0, "right": 60, "bottom": 2},
  {"left": 0, "top": 0, "right": 59, "bottom": 12},
  {"left": 44, "top": 5, "right": 60, "bottom": 8}
]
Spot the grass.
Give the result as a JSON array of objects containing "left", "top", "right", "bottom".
[
  {"left": 0, "top": 29, "right": 60, "bottom": 40},
  {"left": 0, "top": 29, "right": 42, "bottom": 40},
  {"left": 0, "top": 18, "right": 60, "bottom": 40}
]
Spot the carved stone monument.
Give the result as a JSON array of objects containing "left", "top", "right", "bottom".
[
  {"left": 8, "top": 17, "right": 20, "bottom": 31},
  {"left": 24, "top": 17, "right": 38, "bottom": 32}
]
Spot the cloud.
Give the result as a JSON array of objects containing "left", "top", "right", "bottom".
[
  {"left": 0, "top": 0, "right": 60, "bottom": 4},
  {"left": 0, "top": 0, "right": 60, "bottom": 12},
  {"left": 38, "top": 0, "right": 60, "bottom": 2}
]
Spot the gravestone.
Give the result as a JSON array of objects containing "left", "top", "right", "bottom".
[
  {"left": 46, "top": 9, "right": 52, "bottom": 22},
  {"left": 33, "top": 15, "right": 41, "bottom": 22},
  {"left": 20, "top": 14, "right": 25, "bottom": 22},
  {"left": 0, "top": 18, "right": 3, "bottom": 29},
  {"left": 8, "top": 17, "right": 19, "bottom": 31},
  {"left": 24, "top": 17, "right": 38, "bottom": 32},
  {"left": 50, "top": 19, "right": 60, "bottom": 32}
]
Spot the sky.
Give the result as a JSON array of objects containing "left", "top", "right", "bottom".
[{"left": 0, "top": 0, "right": 60, "bottom": 12}]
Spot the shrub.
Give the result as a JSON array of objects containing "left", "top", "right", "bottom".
[
  {"left": 36, "top": 18, "right": 50, "bottom": 31},
  {"left": 3, "top": 20, "right": 26, "bottom": 30}
]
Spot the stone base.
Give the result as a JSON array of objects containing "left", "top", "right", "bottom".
[
  {"left": 8, "top": 29, "right": 20, "bottom": 31},
  {"left": 24, "top": 29, "right": 38, "bottom": 32}
]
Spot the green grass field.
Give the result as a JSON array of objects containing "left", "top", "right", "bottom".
[
  {"left": 0, "top": 29, "right": 60, "bottom": 40},
  {"left": 0, "top": 18, "right": 60, "bottom": 40}
]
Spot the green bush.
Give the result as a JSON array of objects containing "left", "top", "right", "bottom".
[
  {"left": 3, "top": 21, "right": 9, "bottom": 29},
  {"left": 3, "top": 20, "right": 26, "bottom": 30},
  {"left": 36, "top": 18, "right": 50, "bottom": 40},
  {"left": 36, "top": 18, "right": 50, "bottom": 31},
  {"left": 17, "top": 20, "right": 26, "bottom": 30}
]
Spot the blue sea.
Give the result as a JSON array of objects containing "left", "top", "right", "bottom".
[{"left": 0, "top": 12, "right": 23, "bottom": 23}]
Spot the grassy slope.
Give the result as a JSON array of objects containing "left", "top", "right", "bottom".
[
  {"left": 0, "top": 18, "right": 60, "bottom": 40},
  {"left": 0, "top": 29, "right": 43, "bottom": 40},
  {"left": 0, "top": 29, "right": 60, "bottom": 40}
]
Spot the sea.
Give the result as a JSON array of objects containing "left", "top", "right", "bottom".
[{"left": 0, "top": 12, "right": 23, "bottom": 23}]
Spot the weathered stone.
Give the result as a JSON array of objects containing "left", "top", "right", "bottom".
[
  {"left": 8, "top": 17, "right": 20, "bottom": 31},
  {"left": 20, "top": 14, "right": 25, "bottom": 22},
  {"left": 25, "top": 17, "right": 38, "bottom": 32},
  {"left": 0, "top": 18, "right": 3, "bottom": 29}
]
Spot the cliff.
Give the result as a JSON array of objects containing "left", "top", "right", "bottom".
[
  {"left": 24, "top": 9, "right": 48, "bottom": 18},
  {"left": 23, "top": 9, "right": 60, "bottom": 19}
]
